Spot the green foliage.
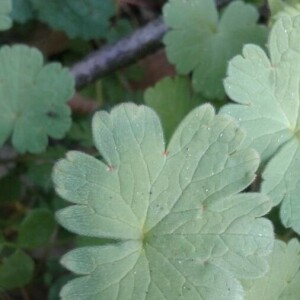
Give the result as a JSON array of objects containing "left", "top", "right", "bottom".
[
  {"left": 0, "top": 0, "right": 12, "bottom": 30},
  {"left": 268, "top": 0, "right": 300, "bottom": 20},
  {"left": 11, "top": 0, "right": 34, "bottom": 23},
  {"left": 144, "top": 76, "right": 201, "bottom": 143},
  {"left": 163, "top": 0, "right": 267, "bottom": 100},
  {"left": 17, "top": 209, "right": 55, "bottom": 249},
  {"left": 29, "top": 0, "right": 115, "bottom": 39},
  {"left": 0, "top": 172, "right": 21, "bottom": 203},
  {"left": 2, "top": 0, "right": 300, "bottom": 298},
  {"left": 221, "top": 15, "right": 300, "bottom": 233},
  {"left": 0, "top": 250, "right": 34, "bottom": 290},
  {"left": 0, "top": 45, "right": 74, "bottom": 154},
  {"left": 243, "top": 239, "right": 300, "bottom": 300},
  {"left": 53, "top": 103, "right": 274, "bottom": 299}
]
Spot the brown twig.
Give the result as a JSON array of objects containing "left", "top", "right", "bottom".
[{"left": 70, "top": 0, "right": 234, "bottom": 90}]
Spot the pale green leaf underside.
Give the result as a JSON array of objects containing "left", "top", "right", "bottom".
[
  {"left": 0, "top": 0, "right": 12, "bottom": 30},
  {"left": 243, "top": 239, "right": 300, "bottom": 300},
  {"left": 29, "top": 0, "right": 115, "bottom": 39},
  {"left": 268, "top": 0, "right": 300, "bottom": 21},
  {"left": 163, "top": 0, "right": 267, "bottom": 100},
  {"left": 221, "top": 15, "right": 300, "bottom": 233},
  {"left": 53, "top": 103, "right": 273, "bottom": 299},
  {"left": 0, "top": 45, "right": 74, "bottom": 153},
  {"left": 144, "top": 76, "right": 201, "bottom": 143}
]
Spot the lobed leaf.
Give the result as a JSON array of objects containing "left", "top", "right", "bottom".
[
  {"left": 29, "top": 0, "right": 115, "bottom": 39},
  {"left": 163, "top": 0, "right": 267, "bottom": 100},
  {"left": 243, "top": 239, "right": 300, "bottom": 300},
  {"left": 53, "top": 103, "right": 274, "bottom": 299},
  {"left": 0, "top": 45, "right": 74, "bottom": 153},
  {"left": 221, "top": 15, "right": 300, "bottom": 233},
  {"left": 268, "top": 0, "right": 300, "bottom": 21}
]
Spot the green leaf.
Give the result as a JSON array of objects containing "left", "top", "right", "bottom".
[
  {"left": 221, "top": 15, "right": 300, "bottom": 233},
  {"left": 29, "top": 0, "right": 115, "bottom": 39},
  {"left": 268, "top": 0, "right": 300, "bottom": 21},
  {"left": 0, "top": 0, "right": 12, "bottom": 30},
  {"left": 67, "top": 120, "right": 93, "bottom": 148},
  {"left": 0, "top": 45, "right": 74, "bottom": 153},
  {"left": 53, "top": 103, "right": 274, "bottom": 299},
  {"left": 0, "top": 250, "right": 34, "bottom": 290},
  {"left": 0, "top": 172, "right": 21, "bottom": 203},
  {"left": 17, "top": 209, "right": 55, "bottom": 249},
  {"left": 243, "top": 239, "right": 300, "bottom": 300},
  {"left": 106, "top": 19, "right": 133, "bottom": 43},
  {"left": 144, "top": 76, "right": 201, "bottom": 143},
  {"left": 163, "top": 0, "right": 267, "bottom": 100},
  {"left": 11, "top": 0, "right": 34, "bottom": 23}
]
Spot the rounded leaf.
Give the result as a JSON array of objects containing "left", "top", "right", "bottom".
[
  {"left": 53, "top": 103, "right": 274, "bottom": 299},
  {"left": 0, "top": 45, "right": 74, "bottom": 153}
]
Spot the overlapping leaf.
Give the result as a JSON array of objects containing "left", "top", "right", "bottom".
[
  {"left": 243, "top": 239, "right": 300, "bottom": 300},
  {"left": 144, "top": 76, "right": 201, "bottom": 143},
  {"left": 0, "top": 45, "right": 74, "bottom": 153},
  {"left": 53, "top": 103, "right": 274, "bottom": 299},
  {"left": 29, "top": 0, "right": 115, "bottom": 39},
  {"left": 163, "top": 0, "right": 267, "bottom": 100},
  {"left": 0, "top": 0, "right": 12, "bottom": 30},
  {"left": 268, "top": 0, "right": 300, "bottom": 21},
  {"left": 221, "top": 15, "right": 300, "bottom": 233}
]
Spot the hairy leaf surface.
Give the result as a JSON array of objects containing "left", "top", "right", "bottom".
[
  {"left": 53, "top": 103, "right": 274, "bottom": 299},
  {"left": 0, "top": 0, "right": 12, "bottom": 30},
  {"left": 243, "top": 239, "right": 300, "bottom": 300},
  {"left": 0, "top": 45, "right": 74, "bottom": 153},
  {"left": 163, "top": 0, "right": 267, "bottom": 100},
  {"left": 221, "top": 15, "right": 300, "bottom": 233},
  {"left": 29, "top": 0, "right": 115, "bottom": 39}
]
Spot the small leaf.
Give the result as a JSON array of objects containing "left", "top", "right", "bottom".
[
  {"left": 243, "top": 239, "right": 300, "bottom": 300},
  {"left": 221, "top": 15, "right": 300, "bottom": 233},
  {"left": 53, "top": 103, "right": 274, "bottom": 299},
  {"left": 0, "top": 172, "right": 21, "bottom": 203},
  {"left": 144, "top": 76, "right": 201, "bottom": 143},
  {"left": 29, "top": 0, "right": 115, "bottom": 39},
  {"left": 17, "top": 209, "right": 55, "bottom": 249},
  {"left": 0, "top": 0, "right": 12, "bottom": 30},
  {"left": 163, "top": 0, "right": 267, "bottom": 100},
  {"left": 0, "top": 251, "right": 34, "bottom": 290},
  {"left": 0, "top": 45, "right": 74, "bottom": 153}
]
